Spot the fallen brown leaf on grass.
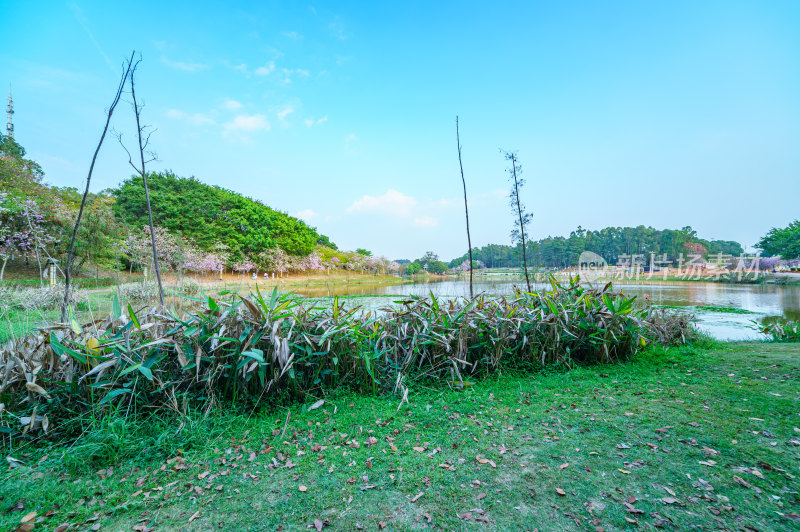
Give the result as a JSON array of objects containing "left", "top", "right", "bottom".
[
  {"left": 410, "top": 492, "right": 424, "bottom": 503},
  {"left": 299, "top": 485, "right": 308, "bottom": 492},
  {"left": 623, "top": 502, "right": 644, "bottom": 514},
  {"left": 733, "top": 475, "right": 751, "bottom": 488},
  {"left": 556, "top": 488, "right": 566, "bottom": 496},
  {"left": 189, "top": 511, "right": 200, "bottom": 523},
  {"left": 476, "top": 456, "right": 496, "bottom": 467}
]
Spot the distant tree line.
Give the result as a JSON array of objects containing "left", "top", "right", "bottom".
[{"left": 448, "top": 225, "right": 745, "bottom": 269}]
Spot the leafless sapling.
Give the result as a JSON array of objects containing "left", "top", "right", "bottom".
[
  {"left": 503, "top": 151, "right": 532, "bottom": 292},
  {"left": 61, "top": 51, "right": 135, "bottom": 321},
  {"left": 118, "top": 56, "right": 165, "bottom": 306},
  {"left": 456, "top": 116, "right": 474, "bottom": 298}
]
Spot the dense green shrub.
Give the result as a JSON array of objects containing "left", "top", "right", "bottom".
[
  {"left": 1, "top": 278, "right": 693, "bottom": 439},
  {"left": 758, "top": 319, "right": 800, "bottom": 341}
]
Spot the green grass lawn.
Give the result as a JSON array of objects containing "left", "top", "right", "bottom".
[{"left": 2, "top": 342, "right": 799, "bottom": 530}]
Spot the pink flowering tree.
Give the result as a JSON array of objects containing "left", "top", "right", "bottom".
[
  {"left": 180, "top": 240, "right": 227, "bottom": 278},
  {"left": 257, "top": 248, "right": 289, "bottom": 276},
  {"left": 122, "top": 225, "right": 183, "bottom": 273},
  {"left": 232, "top": 259, "right": 256, "bottom": 277},
  {"left": 301, "top": 250, "right": 324, "bottom": 272},
  {"left": 325, "top": 256, "right": 340, "bottom": 271},
  {"left": 0, "top": 194, "right": 58, "bottom": 280}
]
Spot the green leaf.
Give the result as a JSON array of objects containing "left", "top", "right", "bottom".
[
  {"left": 69, "top": 305, "right": 82, "bottom": 335},
  {"left": 50, "top": 332, "right": 87, "bottom": 364},
  {"left": 208, "top": 296, "right": 219, "bottom": 311},
  {"left": 128, "top": 304, "right": 140, "bottom": 329},
  {"left": 137, "top": 365, "right": 154, "bottom": 381},
  {"left": 99, "top": 388, "right": 132, "bottom": 404},
  {"left": 120, "top": 363, "right": 153, "bottom": 381},
  {"left": 112, "top": 293, "right": 121, "bottom": 320},
  {"left": 240, "top": 349, "right": 265, "bottom": 363},
  {"left": 269, "top": 286, "right": 279, "bottom": 312}
]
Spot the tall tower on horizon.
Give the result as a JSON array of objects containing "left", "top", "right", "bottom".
[{"left": 6, "top": 88, "right": 14, "bottom": 139}]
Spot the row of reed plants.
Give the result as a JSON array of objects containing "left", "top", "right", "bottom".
[
  {"left": 0, "top": 277, "right": 694, "bottom": 440},
  {"left": 757, "top": 318, "right": 800, "bottom": 341}
]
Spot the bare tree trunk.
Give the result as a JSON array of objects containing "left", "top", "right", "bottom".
[
  {"left": 23, "top": 205, "right": 44, "bottom": 287},
  {"left": 510, "top": 154, "right": 532, "bottom": 292},
  {"left": 61, "top": 51, "right": 134, "bottom": 321},
  {"left": 0, "top": 258, "right": 7, "bottom": 282},
  {"left": 129, "top": 59, "right": 165, "bottom": 306},
  {"left": 456, "top": 116, "right": 474, "bottom": 298}
]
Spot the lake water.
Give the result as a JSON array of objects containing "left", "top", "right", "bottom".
[{"left": 287, "top": 277, "right": 800, "bottom": 341}]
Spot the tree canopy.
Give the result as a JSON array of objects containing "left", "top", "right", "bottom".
[
  {"left": 757, "top": 220, "right": 800, "bottom": 260},
  {"left": 112, "top": 172, "right": 324, "bottom": 260},
  {"left": 448, "top": 226, "right": 744, "bottom": 269}
]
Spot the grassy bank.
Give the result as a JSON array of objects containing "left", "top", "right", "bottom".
[{"left": 2, "top": 342, "right": 798, "bottom": 530}]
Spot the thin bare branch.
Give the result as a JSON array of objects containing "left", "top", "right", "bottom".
[
  {"left": 456, "top": 116, "right": 474, "bottom": 298},
  {"left": 61, "top": 51, "right": 135, "bottom": 321},
  {"left": 129, "top": 57, "right": 165, "bottom": 305}
]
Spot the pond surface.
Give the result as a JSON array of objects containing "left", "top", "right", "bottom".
[{"left": 287, "top": 277, "right": 800, "bottom": 341}]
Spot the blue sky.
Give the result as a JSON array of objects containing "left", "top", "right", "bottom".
[{"left": 2, "top": 1, "right": 799, "bottom": 260}]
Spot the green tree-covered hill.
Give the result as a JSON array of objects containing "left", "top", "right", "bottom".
[{"left": 112, "top": 172, "right": 325, "bottom": 259}]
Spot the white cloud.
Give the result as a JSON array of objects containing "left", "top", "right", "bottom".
[
  {"left": 347, "top": 190, "right": 418, "bottom": 217},
  {"left": 222, "top": 99, "right": 243, "bottom": 111},
  {"left": 231, "top": 63, "right": 249, "bottom": 75},
  {"left": 413, "top": 216, "right": 439, "bottom": 228},
  {"left": 295, "top": 209, "right": 317, "bottom": 222},
  {"left": 161, "top": 55, "right": 209, "bottom": 72},
  {"left": 165, "top": 109, "right": 215, "bottom": 126},
  {"left": 304, "top": 115, "right": 328, "bottom": 128},
  {"left": 276, "top": 67, "right": 310, "bottom": 84},
  {"left": 277, "top": 106, "right": 294, "bottom": 121},
  {"left": 433, "top": 197, "right": 458, "bottom": 209},
  {"left": 223, "top": 114, "right": 271, "bottom": 135},
  {"left": 329, "top": 16, "right": 348, "bottom": 40},
  {"left": 282, "top": 31, "right": 303, "bottom": 40},
  {"left": 255, "top": 61, "right": 275, "bottom": 76}
]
